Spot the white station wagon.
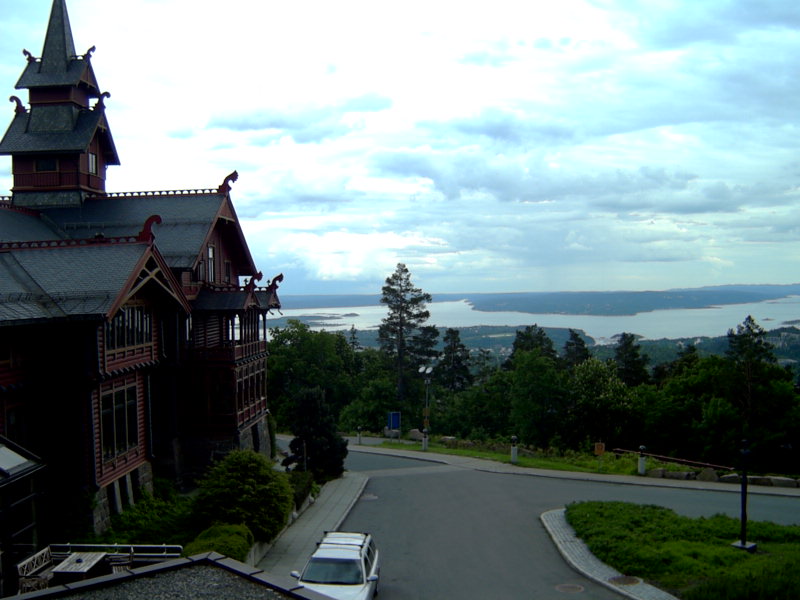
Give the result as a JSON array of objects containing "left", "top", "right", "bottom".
[{"left": 291, "top": 531, "right": 380, "bottom": 600}]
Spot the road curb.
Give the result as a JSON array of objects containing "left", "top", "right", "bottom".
[
  {"left": 331, "top": 472, "right": 370, "bottom": 532},
  {"left": 541, "top": 508, "right": 679, "bottom": 600}
]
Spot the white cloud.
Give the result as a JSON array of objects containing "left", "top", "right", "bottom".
[{"left": 1, "top": 0, "right": 799, "bottom": 294}]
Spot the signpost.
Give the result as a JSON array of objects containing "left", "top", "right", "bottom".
[{"left": 387, "top": 411, "right": 401, "bottom": 437}]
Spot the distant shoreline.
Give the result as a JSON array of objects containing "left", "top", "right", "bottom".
[{"left": 279, "top": 283, "right": 800, "bottom": 317}]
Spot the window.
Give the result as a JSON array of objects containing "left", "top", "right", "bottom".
[
  {"left": 207, "top": 246, "right": 216, "bottom": 283},
  {"left": 226, "top": 315, "right": 241, "bottom": 343},
  {"left": 224, "top": 261, "right": 231, "bottom": 283},
  {"left": 101, "top": 383, "right": 139, "bottom": 460},
  {"left": 106, "top": 306, "right": 153, "bottom": 350},
  {"left": 35, "top": 157, "right": 57, "bottom": 172},
  {"left": 88, "top": 152, "right": 98, "bottom": 174}
]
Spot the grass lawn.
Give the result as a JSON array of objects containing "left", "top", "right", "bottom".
[
  {"left": 565, "top": 501, "right": 800, "bottom": 600},
  {"left": 377, "top": 439, "right": 680, "bottom": 476}
]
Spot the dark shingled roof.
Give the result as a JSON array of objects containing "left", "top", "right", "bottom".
[
  {"left": 0, "top": 106, "right": 117, "bottom": 160},
  {"left": 13, "top": 553, "right": 330, "bottom": 600},
  {"left": 45, "top": 193, "right": 230, "bottom": 270},
  {"left": 0, "top": 206, "right": 61, "bottom": 241},
  {"left": 0, "top": 243, "right": 150, "bottom": 324},
  {"left": 193, "top": 288, "right": 255, "bottom": 312}
]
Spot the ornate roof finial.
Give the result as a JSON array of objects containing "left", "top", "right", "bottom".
[
  {"left": 218, "top": 170, "right": 239, "bottom": 194},
  {"left": 84, "top": 45, "right": 96, "bottom": 59},
  {"left": 22, "top": 49, "right": 36, "bottom": 63},
  {"left": 266, "top": 273, "right": 284, "bottom": 293},
  {"left": 245, "top": 271, "right": 263, "bottom": 292},
  {"left": 138, "top": 215, "right": 162, "bottom": 242},
  {"left": 95, "top": 91, "right": 110, "bottom": 110},
  {"left": 9, "top": 96, "right": 26, "bottom": 114}
]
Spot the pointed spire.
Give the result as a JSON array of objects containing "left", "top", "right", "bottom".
[{"left": 40, "top": 0, "right": 77, "bottom": 76}]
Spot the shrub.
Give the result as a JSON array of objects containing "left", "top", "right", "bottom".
[
  {"left": 101, "top": 491, "right": 194, "bottom": 545},
  {"left": 566, "top": 501, "right": 800, "bottom": 599},
  {"left": 183, "top": 524, "right": 254, "bottom": 562},
  {"left": 289, "top": 470, "right": 315, "bottom": 509},
  {"left": 192, "top": 450, "right": 294, "bottom": 542}
]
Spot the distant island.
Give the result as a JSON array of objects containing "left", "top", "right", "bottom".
[{"left": 280, "top": 283, "right": 800, "bottom": 316}]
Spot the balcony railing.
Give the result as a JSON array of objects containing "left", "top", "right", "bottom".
[{"left": 188, "top": 340, "right": 266, "bottom": 363}]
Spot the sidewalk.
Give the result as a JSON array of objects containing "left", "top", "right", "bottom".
[
  {"left": 258, "top": 439, "right": 799, "bottom": 599},
  {"left": 257, "top": 471, "right": 369, "bottom": 576}
]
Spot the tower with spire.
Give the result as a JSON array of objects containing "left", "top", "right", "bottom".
[{"left": 0, "top": 0, "right": 119, "bottom": 208}]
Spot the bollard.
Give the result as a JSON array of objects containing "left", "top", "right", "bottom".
[
  {"left": 357, "top": 427, "right": 362, "bottom": 446},
  {"left": 511, "top": 435, "right": 518, "bottom": 465},
  {"left": 638, "top": 445, "right": 647, "bottom": 475},
  {"left": 422, "top": 428, "right": 429, "bottom": 451}
]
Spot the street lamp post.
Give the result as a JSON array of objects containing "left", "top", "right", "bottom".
[
  {"left": 732, "top": 440, "right": 757, "bottom": 552},
  {"left": 419, "top": 366, "right": 432, "bottom": 451}
]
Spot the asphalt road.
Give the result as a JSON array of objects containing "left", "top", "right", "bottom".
[{"left": 341, "top": 450, "right": 799, "bottom": 599}]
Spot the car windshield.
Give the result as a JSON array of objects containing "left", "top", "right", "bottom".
[{"left": 302, "top": 557, "right": 363, "bottom": 585}]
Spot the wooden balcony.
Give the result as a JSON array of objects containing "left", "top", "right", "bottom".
[
  {"left": 188, "top": 340, "right": 267, "bottom": 363},
  {"left": 237, "top": 398, "right": 268, "bottom": 427}
]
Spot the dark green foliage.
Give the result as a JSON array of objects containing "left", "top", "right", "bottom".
[
  {"left": 505, "top": 324, "right": 559, "bottom": 368},
  {"left": 566, "top": 357, "right": 637, "bottom": 448},
  {"left": 562, "top": 328, "right": 591, "bottom": 370},
  {"left": 288, "top": 470, "right": 315, "bottom": 509},
  {"left": 566, "top": 501, "right": 800, "bottom": 599},
  {"left": 192, "top": 450, "right": 293, "bottom": 542},
  {"left": 183, "top": 524, "right": 254, "bottom": 562},
  {"left": 272, "top": 291, "right": 799, "bottom": 476},
  {"left": 290, "top": 387, "right": 349, "bottom": 482},
  {"left": 100, "top": 485, "right": 194, "bottom": 545},
  {"left": 267, "top": 320, "right": 358, "bottom": 425},
  {"left": 438, "top": 328, "right": 473, "bottom": 392},
  {"left": 378, "top": 263, "right": 433, "bottom": 405},
  {"left": 613, "top": 332, "right": 650, "bottom": 386},
  {"left": 509, "top": 349, "right": 568, "bottom": 446}
]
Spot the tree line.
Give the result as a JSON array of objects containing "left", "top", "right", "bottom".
[{"left": 268, "top": 264, "right": 799, "bottom": 475}]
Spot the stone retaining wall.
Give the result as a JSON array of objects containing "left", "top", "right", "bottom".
[{"left": 645, "top": 468, "right": 799, "bottom": 487}]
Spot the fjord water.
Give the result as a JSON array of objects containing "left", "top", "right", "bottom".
[{"left": 277, "top": 295, "right": 800, "bottom": 343}]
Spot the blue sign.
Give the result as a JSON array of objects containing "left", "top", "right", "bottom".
[{"left": 387, "top": 411, "right": 401, "bottom": 430}]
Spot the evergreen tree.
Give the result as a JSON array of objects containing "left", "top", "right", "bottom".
[
  {"left": 438, "top": 328, "right": 473, "bottom": 392},
  {"left": 613, "top": 332, "right": 650, "bottom": 386},
  {"left": 562, "top": 329, "right": 591, "bottom": 370},
  {"left": 347, "top": 325, "right": 362, "bottom": 351},
  {"left": 726, "top": 315, "right": 776, "bottom": 416},
  {"left": 378, "top": 263, "right": 432, "bottom": 405},
  {"left": 409, "top": 324, "right": 440, "bottom": 368},
  {"left": 289, "top": 387, "right": 348, "bottom": 482},
  {"left": 505, "top": 324, "right": 558, "bottom": 368}
]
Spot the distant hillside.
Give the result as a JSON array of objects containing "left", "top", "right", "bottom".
[{"left": 280, "top": 284, "right": 800, "bottom": 316}]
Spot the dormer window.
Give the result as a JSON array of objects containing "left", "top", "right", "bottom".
[{"left": 36, "top": 157, "right": 57, "bottom": 172}]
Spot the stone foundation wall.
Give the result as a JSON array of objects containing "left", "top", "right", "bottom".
[
  {"left": 91, "top": 462, "right": 156, "bottom": 534},
  {"left": 237, "top": 418, "right": 270, "bottom": 459}
]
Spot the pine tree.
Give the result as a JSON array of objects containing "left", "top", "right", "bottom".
[
  {"left": 378, "top": 263, "right": 432, "bottom": 405},
  {"left": 613, "top": 332, "right": 650, "bottom": 386},
  {"left": 562, "top": 328, "right": 591, "bottom": 370},
  {"left": 439, "top": 328, "right": 473, "bottom": 392},
  {"left": 504, "top": 324, "right": 558, "bottom": 368}
]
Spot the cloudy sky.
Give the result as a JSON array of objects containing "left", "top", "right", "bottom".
[{"left": 1, "top": 0, "right": 799, "bottom": 295}]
